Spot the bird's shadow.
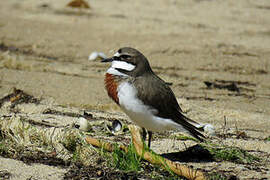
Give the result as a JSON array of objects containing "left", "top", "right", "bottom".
[{"left": 160, "top": 144, "right": 214, "bottom": 163}]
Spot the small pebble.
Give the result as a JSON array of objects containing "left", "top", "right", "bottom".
[
  {"left": 203, "top": 124, "right": 216, "bottom": 136},
  {"left": 76, "top": 117, "right": 91, "bottom": 131},
  {"left": 111, "top": 120, "right": 122, "bottom": 133}
]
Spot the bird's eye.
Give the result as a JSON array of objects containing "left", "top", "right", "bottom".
[
  {"left": 112, "top": 56, "right": 121, "bottom": 60},
  {"left": 120, "top": 55, "right": 131, "bottom": 59}
]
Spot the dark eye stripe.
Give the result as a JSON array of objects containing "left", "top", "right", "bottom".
[
  {"left": 112, "top": 56, "right": 121, "bottom": 60},
  {"left": 112, "top": 54, "right": 136, "bottom": 66},
  {"left": 120, "top": 55, "right": 131, "bottom": 59}
]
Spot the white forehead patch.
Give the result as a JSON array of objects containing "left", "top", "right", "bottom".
[
  {"left": 111, "top": 60, "right": 135, "bottom": 71},
  {"left": 113, "top": 52, "right": 121, "bottom": 57}
]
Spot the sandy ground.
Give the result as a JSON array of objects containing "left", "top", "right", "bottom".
[
  {"left": 0, "top": 0, "right": 270, "bottom": 179},
  {"left": 0, "top": 157, "right": 65, "bottom": 180}
]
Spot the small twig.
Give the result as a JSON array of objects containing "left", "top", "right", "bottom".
[
  {"left": 234, "top": 121, "right": 239, "bottom": 133},
  {"left": 222, "top": 116, "right": 227, "bottom": 138},
  {"left": 50, "top": 127, "right": 56, "bottom": 146}
]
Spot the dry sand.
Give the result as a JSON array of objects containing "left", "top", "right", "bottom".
[{"left": 0, "top": 0, "right": 270, "bottom": 179}]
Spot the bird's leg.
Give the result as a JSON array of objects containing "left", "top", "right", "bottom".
[
  {"left": 148, "top": 131, "right": 152, "bottom": 148},
  {"left": 142, "top": 128, "right": 147, "bottom": 142}
]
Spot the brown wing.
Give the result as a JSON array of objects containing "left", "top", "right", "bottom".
[{"left": 133, "top": 73, "right": 205, "bottom": 141}]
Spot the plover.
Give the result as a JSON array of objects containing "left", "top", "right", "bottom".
[{"left": 102, "top": 47, "right": 205, "bottom": 147}]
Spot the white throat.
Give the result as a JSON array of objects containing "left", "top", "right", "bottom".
[
  {"left": 107, "top": 60, "right": 135, "bottom": 76},
  {"left": 111, "top": 61, "right": 135, "bottom": 71}
]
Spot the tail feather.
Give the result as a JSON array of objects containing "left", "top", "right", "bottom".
[
  {"left": 182, "top": 114, "right": 205, "bottom": 131},
  {"left": 174, "top": 111, "right": 206, "bottom": 142}
]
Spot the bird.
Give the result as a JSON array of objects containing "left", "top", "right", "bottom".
[{"left": 102, "top": 47, "right": 205, "bottom": 148}]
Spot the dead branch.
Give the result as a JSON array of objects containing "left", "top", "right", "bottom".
[
  {"left": 85, "top": 125, "right": 206, "bottom": 180},
  {"left": 85, "top": 136, "right": 128, "bottom": 153}
]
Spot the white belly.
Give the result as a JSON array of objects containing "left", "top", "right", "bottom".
[{"left": 117, "top": 81, "right": 184, "bottom": 132}]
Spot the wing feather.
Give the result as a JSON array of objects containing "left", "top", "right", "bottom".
[{"left": 134, "top": 73, "right": 205, "bottom": 141}]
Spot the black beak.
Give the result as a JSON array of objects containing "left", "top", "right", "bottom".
[{"left": 101, "top": 57, "right": 113, "bottom": 63}]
